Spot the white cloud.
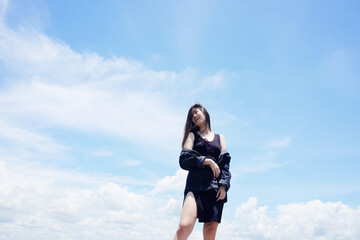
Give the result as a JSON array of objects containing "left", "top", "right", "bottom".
[
  {"left": 266, "top": 137, "right": 292, "bottom": 148},
  {"left": 91, "top": 148, "right": 114, "bottom": 158},
  {"left": 200, "top": 70, "right": 228, "bottom": 89},
  {"left": 0, "top": 22, "right": 233, "bottom": 154},
  {"left": 1, "top": 161, "right": 359, "bottom": 240},
  {"left": 0, "top": 120, "right": 66, "bottom": 152},
  {"left": 151, "top": 169, "right": 187, "bottom": 194},
  {"left": 234, "top": 152, "right": 287, "bottom": 174},
  {"left": 0, "top": 79, "right": 184, "bottom": 152},
  {"left": 230, "top": 138, "right": 292, "bottom": 176},
  {"left": 221, "top": 197, "right": 360, "bottom": 240},
  {"left": 0, "top": 120, "right": 68, "bottom": 162},
  {"left": 158, "top": 197, "right": 183, "bottom": 216},
  {"left": 123, "top": 159, "right": 141, "bottom": 167},
  {"left": 0, "top": 0, "right": 8, "bottom": 23},
  {"left": 0, "top": 160, "right": 178, "bottom": 239}
]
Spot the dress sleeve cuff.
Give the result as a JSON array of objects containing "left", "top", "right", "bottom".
[{"left": 197, "top": 156, "right": 206, "bottom": 168}]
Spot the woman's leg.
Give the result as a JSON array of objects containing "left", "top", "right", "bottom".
[
  {"left": 173, "top": 192, "right": 197, "bottom": 240},
  {"left": 203, "top": 222, "right": 219, "bottom": 240}
]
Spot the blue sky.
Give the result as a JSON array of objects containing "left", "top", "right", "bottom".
[{"left": 0, "top": 0, "right": 359, "bottom": 239}]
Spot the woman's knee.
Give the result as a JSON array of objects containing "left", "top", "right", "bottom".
[{"left": 176, "top": 220, "right": 194, "bottom": 236}]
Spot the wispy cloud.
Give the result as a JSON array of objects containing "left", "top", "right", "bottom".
[
  {"left": 319, "top": 48, "right": 360, "bottom": 97},
  {"left": 234, "top": 152, "right": 288, "bottom": 174},
  {"left": 0, "top": 120, "right": 68, "bottom": 160},
  {"left": 0, "top": 22, "right": 233, "bottom": 154},
  {"left": 123, "top": 159, "right": 141, "bottom": 167},
  {"left": 90, "top": 148, "right": 114, "bottom": 158},
  {"left": 173, "top": 0, "right": 216, "bottom": 62},
  {"left": 0, "top": 0, "right": 8, "bottom": 23},
  {"left": 266, "top": 137, "right": 292, "bottom": 148}
]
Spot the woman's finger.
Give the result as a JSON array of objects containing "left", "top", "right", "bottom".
[
  {"left": 217, "top": 191, "right": 225, "bottom": 201},
  {"left": 216, "top": 194, "right": 223, "bottom": 201}
]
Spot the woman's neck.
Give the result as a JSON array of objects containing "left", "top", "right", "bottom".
[{"left": 198, "top": 125, "right": 210, "bottom": 134}]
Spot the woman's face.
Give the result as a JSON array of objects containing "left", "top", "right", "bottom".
[{"left": 192, "top": 108, "right": 205, "bottom": 127}]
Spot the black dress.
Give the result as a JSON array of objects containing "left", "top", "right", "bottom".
[{"left": 184, "top": 131, "right": 226, "bottom": 223}]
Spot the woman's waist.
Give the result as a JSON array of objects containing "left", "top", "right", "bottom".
[{"left": 185, "top": 169, "right": 218, "bottom": 188}]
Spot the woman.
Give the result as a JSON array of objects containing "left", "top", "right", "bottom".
[{"left": 173, "top": 103, "right": 231, "bottom": 240}]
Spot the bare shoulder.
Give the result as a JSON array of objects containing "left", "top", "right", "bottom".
[
  {"left": 183, "top": 132, "right": 195, "bottom": 150},
  {"left": 219, "top": 134, "right": 226, "bottom": 143},
  {"left": 188, "top": 132, "right": 195, "bottom": 140},
  {"left": 219, "top": 134, "right": 227, "bottom": 152}
]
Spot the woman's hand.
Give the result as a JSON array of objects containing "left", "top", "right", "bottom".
[
  {"left": 216, "top": 185, "right": 226, "bottom": 201},
  {"left": 203, "top": 158, "right": 220, "bottom": 178}
]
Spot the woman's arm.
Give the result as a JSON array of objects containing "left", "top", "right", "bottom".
[
  {"left": 183, "top": 132, "right": 195, "bottom": 150},
  {"left": 218, "top": 134, "right": 231, "bottom": 191},
  {"left": 180, "top": 133, "right": 205, "bottom": 170},
  {"left": 220, "top": 134, "right": 227, "bottom": 152},
  {"left": 217, "top": 134, "right": 231, "bottom": 200}
]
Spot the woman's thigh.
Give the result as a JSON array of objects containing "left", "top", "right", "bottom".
[{"left": 179, "top": 191, "right": 197, "bottom": 225}]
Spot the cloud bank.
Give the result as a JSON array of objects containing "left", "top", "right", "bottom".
[{"left": 1, "top": 161, "right": 359, "bottom": 240}]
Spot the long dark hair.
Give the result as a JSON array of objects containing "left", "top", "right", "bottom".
[{"left": 181, "top": 103, "right": 211, "bottom": 147}]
